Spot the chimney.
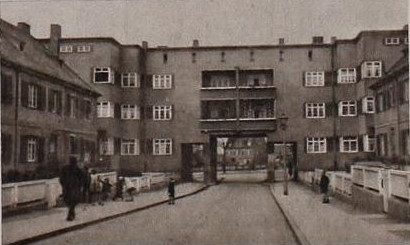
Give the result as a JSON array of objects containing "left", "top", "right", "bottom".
[
  {"left": 193, "top": 39, "right": 199, "bottom": 47},
  {"left": 279, "top": 38, "right": 285, "bottom": 45},
  {"left": 331, "top": 36, "right": 337, "bottom": 44},
  {"left": 49, "top": 24, "right": 61, "bottom": 56},
  {"left": 312, "top": 36, "right": 324, "bottom": 44},
  {"left": 142, "top": 41, "right": 148, "bottom": 49},
  {"left": 17, "top": 22, "right": 31, "bottom": 35}
]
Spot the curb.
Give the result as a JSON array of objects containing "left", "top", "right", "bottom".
[
  {"left": 268, "top": 184, "right": 312, "bottom": 245},
  {"left": 6, "top": 185, "right": 209, "bottom": 245}
]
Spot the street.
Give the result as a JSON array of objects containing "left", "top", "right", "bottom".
[{"left": 31, "top": 180, "right": 297, "bottom": 245}]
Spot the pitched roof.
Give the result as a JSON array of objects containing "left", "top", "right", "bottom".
[{"left": 0, "top": 19, "right": 100, "bottom": 96}]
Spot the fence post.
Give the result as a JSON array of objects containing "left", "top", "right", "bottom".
[
  {"left": 407, "top": 173, "right": 410, "bottom": 206},
  {"left": 362, "top": 168, "right": 366, "bottom": 189}
]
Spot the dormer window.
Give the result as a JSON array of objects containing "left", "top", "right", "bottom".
[
  {"left": 60, "top": 45, "right": 73, "bottom": 53},
  {"left": 384, "top": 37, "right": 400, "bottom": 46}
]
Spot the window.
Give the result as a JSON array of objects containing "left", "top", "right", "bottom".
[
  {"left": 68, "top": 96, "right": 78, "bottom": 118},
  {"left": 121, "top": 104, "right": 140, "bottom": 120},
  {"left": 306, "top": 137, "right": 327, "bottom": 153},
  {"left": 401, "top": 130, "right": 410, "bottom": 156},
  {"left": 377, "top": 92, "right": 384, "bottom": 112},
  {"left": 28, "top": 84, "right": 38, "bottom": 108},
  {"left": 305, "top": 103, "right": 325, "bottom": 118},
  {"left": 27, "top": 138, "right": 37, "bottom": 162},
  {"left": 152, "top": 74, "right": 172, "bottom": 89},
  {"left": 100, "top": 138, "right": 114, "bottom": 155},
  {"left": 59, "top": 45, "right": 73, "bottom": 53},
  {"left": 378, "top": 134, "right": 387, "bottom": 156},
  {"left": 363, "top": 135, "right": 376, "bottom": 152},
  {"left": 121, "top": 73, "right": 140, "bottom": 88},
  {"left": 153, "top": 139, "right": 172, "bottom": 155},
  {"left": 340, "top": 136, "right": 358, "bottom": 153},
  {"left": 362, "top": 96, "right": 375, "bottom": 114},
  {"left": 279, "top": 50, "right": 284, "bottom": 61},
  {"left": 337, "top": 68, "right": 356, "bottom": 84},
  {"left": 361, "top": 61, "right": 382, "bottom": 78},
  {"left": 305, "top": 71, "right": 324, "bottom": 86},
  {"left": 77, "top": 45, "right": 91, "bottom": 53},
  {"left": 84, "top": 100, "right": 92, "bottom": 120},
  {"left": 121, "top": 139, "right": 140, "bottom": 155},
  {"left": 210, "top": 76, "right": 232, "bottom": 87},
  {"left": 404, "top": 38, "right": 408, "bottom": 45},
  {"left": 97, "top": 101, "right": 114, "bottom": 118},
  {"left": 69, "top": 135, "right": 79, "bottom": 154},
  {"left": 338, "top": 101, "right": 357, "bottom": 116},
  {"left": 153, "top": 105, "right": 172, "bottom": 120},
  {"left": 384, "top": 37, "right": 400, "bottom": 45},
  {"left": 49, "top": 90, "right": 61, "bottom": 114},
  {"left": 192, "top": 53, "right": 196, "bottom": 63},
  {"left": 93, "top": 67, "right": 114, "bottom": 83}
]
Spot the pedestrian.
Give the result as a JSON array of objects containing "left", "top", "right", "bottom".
[
  {"left": 100, "top": 178, "right": 112, "bottom": 203},
  {"left": 59, "top": 157, "right": 84, "bottom": 221},
  {"left": 82, "top": 167, "right": 91, "bottom": 203},
  {"left": 90, "top": 172, "right": 103, "bottom": 205},
  {"left": 168, "top": 178, "right": 176, "bottom": 205},
  {"left": 124, "top": 177, "right": 137, "bottom": 201},
  {"left": 320, "top": 170, "right": 330, "bottom": 203},
  {"left": 113, "top": 176, "right": 124, "bottom": 201}
]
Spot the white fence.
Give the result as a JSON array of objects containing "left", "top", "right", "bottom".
[
  {"left": 389, "top": 170, "right": 410, "bottom": 202},
  {"left": 2, "top": 172, "right": 169, "bottom": 210}
]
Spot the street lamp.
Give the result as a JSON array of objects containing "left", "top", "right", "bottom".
[
  {"left": 278, "top": 113, "right": 289, "bottom": 196},
  {"left": 220, "top": 138, "right": 228, "bottom": 174}
]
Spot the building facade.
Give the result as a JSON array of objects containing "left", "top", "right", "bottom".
[
  {"left": 1, "top": 20, "right": 100, "bottom": 180},
  {"left": 33, "top": 23, "right": 409, "bottom": 176}
]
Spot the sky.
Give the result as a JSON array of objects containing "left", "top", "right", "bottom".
[{"left": 0, "top": 0, "right": 408, "bottom": 47}]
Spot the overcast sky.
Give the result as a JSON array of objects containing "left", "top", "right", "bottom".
[{"left": 0, "top": 0, "right": 408, "bottom": 47}]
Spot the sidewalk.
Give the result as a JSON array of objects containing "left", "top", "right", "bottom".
[
  {"left": 2, "top": 183, "right": 206, "bottom": 245},
  {"left": 270, "top": 182, "right": 410, "bottom": 245}
]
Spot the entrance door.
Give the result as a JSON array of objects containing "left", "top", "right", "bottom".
[{"left": 181, "top": 144, "right": 193, "bottom": 182}]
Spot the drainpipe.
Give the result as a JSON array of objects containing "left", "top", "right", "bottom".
[
  {"left": 14, "top": 66, "right": 20, "bottom": 172},
  {"left": 331, "top": 38, "right": 337, "bottom": 170},
  {"left": 235, "top": 67, "right": 240, "bottom": 131}
]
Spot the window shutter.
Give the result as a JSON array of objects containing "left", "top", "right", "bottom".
[
  {"left": 37, "top": 137, "right": 45, "bottom": 163},
  {"left": 335, "top": 137, "right": 340, "bottom": 153},
  {"left": 19, "top": 135, "right": 28, "bottom": 163},
  {"left": 114, "top": 103, "right": 121, "bottom": 118},
  {"left": 65, "top": 94, "right": 71, "bottom": 116},
  {"left": 48, "top": 90, "right": 54, "bottom": 112},
  {"left": 114, "top": 137, "right": 121, "bottom": 154},
  {"left": 38, "top": 86, "right": 46, "bottom": 110},
  {"left": 327, "top": 137, "right": 334, "bottom": 152},
  {"left": 398, "top": 82, "right": 404, "bottom": 104},
  {"left": 145, "top": 105, "right": 153, "bottom": 119},
  {"left": 1, "top": 74, "right": 13, "bottom": 104},
  {"left": 303, "top": 137, "right": 307, "bottom": 153},
  {"left": 324, "top": 71, "right": 333, "bottom": 86},
  {"left": 146, "top": 139, "right": 153, "bottom": 155},
  {"left": 2, "top": 133, "right": 12, "bottom": 164},
  {"left": 146, "top": 75, "right": 153, "bottom": 88},
  {"left": 21, "top": 81, "right": 29, "bottom": 107},
  {"left": 302, "top": 71, "right": 306, "bottom": 86},
  {"left": 357, "top": 98, "right": 363, "bottom": 115},
  {"left": 383, "top": 134, "right": 388, "bottom": 155},
  {"left": 171, "top": 104, "right": 174, "bottom": 120},
  {"left": 358, "top": 136, "right": 364, "bottom": 152},
  {"left": 303, "top": 103, "right": 307, "bottom": 118},
  {"left": 57, "top": 92, "right": 62, "bottom": 115},
  {"left": 356, "top": 65, "right": 362, "bottom": 82}
]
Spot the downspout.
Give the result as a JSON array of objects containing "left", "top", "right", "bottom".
[
  {"left": 331, "top": 39, "right": 337, "bottom": 170},
  {"left": 235, "top": 67, "right": 240, "bottom": 131},
  {"left": 14, "top": 66, "right": 20, "bottom": 171}
]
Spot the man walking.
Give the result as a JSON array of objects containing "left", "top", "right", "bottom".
[
  {"left": 320, "top": 170, "right": 330, "bottom": 204},
  {"left": 168, "top": 178, "right": 176, "bottom": 205},
  {"left": 82, "top": 167, "right": 91, "bottom": 203},
  {"left": 59, "top": 157, "right": 84, "bottom": 221}
]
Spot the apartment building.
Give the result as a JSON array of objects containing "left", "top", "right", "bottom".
[
  {"left": 1, "top": 20, "right": 100, "bottom": 178},
  {"left": 34, "top": 22, "right": 408, "bottom": 180}
]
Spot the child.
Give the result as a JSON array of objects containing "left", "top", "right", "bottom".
[
  {"left": 113, "top": 177, "right": 124, "bottom": 201},
  {"left": 100, "top": 178, "right": 112, "bottom": 204}
]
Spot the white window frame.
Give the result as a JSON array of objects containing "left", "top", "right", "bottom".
[
  {"left": 121, "top": 139, "right": 140, "bottom": 155},
  {"left": 340, "top": 136, "right": 358, "bottom": 153},
  {"left": 100, "top": 137, "right": 114, "bottom": 155},
  {"left": 152, "top": 74, "right": 172, "bottom": 89},
  {"left": 361, "top": 61, "right": 382, "bottom": 78},
  {"left": 210, "top": 76, "right": 232, "bottom": 88},
  {"left": 69, "top": 96, "right": 77, "bottom": 118},
  {"left": 27, "top": 138, "right": 37, "bottom": 162},
  {"left": 93, "top": 67, "right": 114, "bottom": 84},
  {"left": 28, "top": 84, "right": 38, "bottom": 109},
  {"left": 153, "top": 138, "right": 172, "bottom": 155},
  {"left": 338, "top": 101, "right": 357, "bottom": 117},
  {"left": 59, "top": 45, "right": 73, "bottom": 53},
  {"left": 97, "top": 101, "right": 114, "bottom": 118},
  {"left": 305, "top": 103, "right": 326, "bottom": 118},
  {"left": 385, "top": 37, "right": 400, "bottom": 45},
  {"left": 153, "top": 105, "right": 172, "bottom": 120},
  {"left": 77, "top": 45, "right": 91, "bottom": 53},
  {"left": 363, "top": 135, "right": 376, "bottom": 152},
  {"left": 51, "top": 91, "right": 58, "bottom": 113},
  {"left": 362, "top": 96, "right": 375, "bottom": 114},
  {"left": 121, "top": 104, "right": 140, "bottom": 120},
  {"left": 306, "top": 137, "right": 327, "bottom": 153},
  {"left": 404, "top": 38, "right": 409, "bottom": 45},
  {"left": 121, "top": 73, "right": 140, "bottom": 88},
  {"left": 337, "top": 68, "right": 356, "bottom": 84},
  {"left": 305, "top": 71, "right": 324, "bottom": 87}
]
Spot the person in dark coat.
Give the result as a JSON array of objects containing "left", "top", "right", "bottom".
[
  {"left": 168, "top": 178, "right": 176, "bottom": 205},
  {"left": 82, "top": 167, "right": 91, "bottom": 203},
  {"left": 113, "top": 176, "right": 124, "bottom": 201},
  {"left": 59, "top": 157, "right": 84, "bottom": 221},
  {"left": 320, "top": 170, "right": 330, "bottom": 203},
  {"left": 100, "top": 178, "right": 112, "bottom": 203}
]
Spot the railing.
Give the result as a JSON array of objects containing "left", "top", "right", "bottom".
[
  {"left": 351, "top": 166, "right": 383, "bottom": 192},
  {"left": 332, "top": 172, "right": 352, "bottom": 197},
  {"left": 389, "top": 170, "right": 410, "bottom": 201}
]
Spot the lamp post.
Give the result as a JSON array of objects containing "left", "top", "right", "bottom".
[
  {"left": 278, "top": 113, "right": 289, "bottom": 196},
  {"left": 220, "top": 138, "right": 228, "bottom": 174}
]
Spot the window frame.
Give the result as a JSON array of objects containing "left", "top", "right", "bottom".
[
  {"left": 59, "top": 45, "right": 73, "bottom": 53},
  {"left": 93, "top": 67, "right": 114, "bottom": 84},
  {"left": 28, "top": 84, "right": 39, "bottom": 109},
  {"left": 361, "top": 61, "right": 382, "bottom": 78},
  {"left": 305, "top": 71, "right": 325, "bottom": 87},
  {"left": 121, "top": 73, "right": 140, "bottom": 88},
  {"left": 306, "top": 137, "right": 327, "bottom": 153},
  {"left": 338, "top": 101, "right": 357, "bottom": 117},
  {"left": 97, "top": 101, "right": 114, "bottom": 118},
  {"left": 305, "top": 103, "right": 326, "bottom": 118},
  {"left": 27, "top": 137, "right": 37, "bottom": 162},
  {"left": 100, "top": 137, "right": 114, "bottom": 155},
  {"left": 77, "top": 45, "right": 91, "bottom": 53},
  {"left": 363, "top": 135, "right": 376, "bottom": 152},
  {"left": 121, "top": 104, "right": 140, "bottom": 120},
  {"left": 121, "top": 139, "right": 140, "bottom": 155},
  {"left": 340, "top": 136, "right": 359, "bottom": 153},
  {"left": 153, "top": 138, "right": 173, "bottom": 155},
  {"left": 153, "top": 105, "right": 172, "bottom": 120},
  {"left": 362, "top": 96, "right": 375, "bottom": 114},
  {"left": 337, "top": 68, "right": 356, "bottom": 84},
  {"left": 152, "top": 74, "right": 173, "bottom": 89}
]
